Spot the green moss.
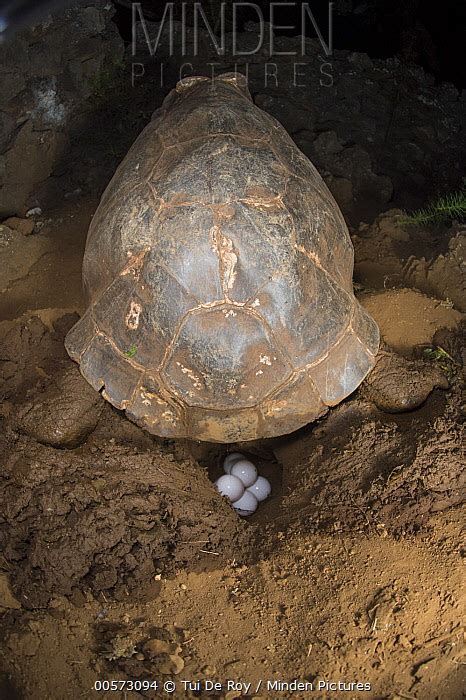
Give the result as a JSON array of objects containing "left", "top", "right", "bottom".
[{"left": 89, "top": 57, "right": 125, "bottom": 102}]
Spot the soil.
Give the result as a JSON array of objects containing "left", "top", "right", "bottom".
[{"left": 0, "top": 100, "right": 465, "bottom": 700}]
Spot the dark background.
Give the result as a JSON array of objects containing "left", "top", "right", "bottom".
[{"left": 112, "top": 0, "right": 466, "bottom": 88}]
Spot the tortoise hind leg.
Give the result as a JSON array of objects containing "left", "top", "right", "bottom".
[
  {"left": 361, "top": 346, "right": 449, "bottom": 413},
  {"left": 15, "top": 365, "right": 104, "bottom": 448}
]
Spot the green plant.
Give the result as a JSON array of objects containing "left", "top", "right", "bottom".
[
  {"left": 124, "top": 345, "right": 137, "bottom": 358},
  {"left": 423, "top": 346, "right": 457, "bottom": 381},
  {"left": 400, "top": 190, "right": 466, "bottom": 226}
]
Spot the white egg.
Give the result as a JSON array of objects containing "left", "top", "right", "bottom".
[
  {"left": 247, "top": 475, "right": 272, "bottom": 502},
  {"left": 214, "top": 474, "right": 245, "bottom": 503},
  {"left": 223, "top": 452, "right": 245, "bottom": 474},
  {"left": 232, "top": 490, "right": 258, "bottom": 516},
  {"left": 231, "top": 459, "right": 258, "bottom": 488}
]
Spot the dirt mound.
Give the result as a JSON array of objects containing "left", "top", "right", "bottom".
[
  {"left": 403, "top": 228, "right": 466, "bottom": 312},
  {"left": 353, "top": 211, "right": 466, "bottom": 312},
  {"left": 1, "top": 295, "right": 464, "bottom": 611},
  {"left": 361, "top": 288, "right": 462, "bottom": 356},
  {"left": 0, "top": 317, "right": 246, "bottom": 609},
  {"left": 271, "top": 386, "right": 464, "bottom": 538},
  {"left": 0, "top": 276, "right": 464, "bottom": 699},
  {"left": 1, "top": 509, "right": 464, "bottom": 700},
  {"left": 0, "top": 425, "right": 245, "bottom": 609},
  {"left": 263, "top": 294, "right": 465, "bottom": 538}
]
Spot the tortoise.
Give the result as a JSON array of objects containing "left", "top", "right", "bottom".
[{"left": 64, "top": 72, "right": 448, "bottom": 444}]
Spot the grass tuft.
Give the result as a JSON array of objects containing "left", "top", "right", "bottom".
[
  {"left": 400, "top": 190, "right": 466, "bottom": 226},
  {"left": 423, "top": 346, "right": 457, "bottom": 381}
]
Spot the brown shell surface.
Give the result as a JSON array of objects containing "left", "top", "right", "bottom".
[{"left": 65, "top": 74, "right": 379, "bottom": 442}]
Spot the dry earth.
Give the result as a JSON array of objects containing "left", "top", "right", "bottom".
[{"left": 0, "top": 169, "right": 465, "bottom": 700}]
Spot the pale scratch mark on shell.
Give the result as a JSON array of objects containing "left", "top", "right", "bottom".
[
  {"left": 121, "top": 248, "right": 150, "bottom": 277},
  {"left": 162, "top": 410, "right": 177, "bottom": 425},
  {"left": 211, "top": 225, "right": 238, "bottom": 297},
  {"left": 209, "top": 226, "right": 218, "bottom": 255},
  {"left": 176, "top": 362, "right": 202, "bottom": 389},
  {"left": 210, "top": 143, "right": 230, "bottom": 157},
  {"left": 220, "top": 233, "right": 237, "bottom": 293},
  {"left": 294, "top": 244, "right": 323, "bottom": 270},
  {"left": 126, "top": 301, "right": 142, "bottom": 330}
]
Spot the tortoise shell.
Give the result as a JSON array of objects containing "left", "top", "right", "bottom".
[{"left": 65, "top": 73, "right": 379, "bottom": 442}]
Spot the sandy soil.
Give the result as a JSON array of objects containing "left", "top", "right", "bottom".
[{"left": 0, "top": 138, "right": 465, "bottom": 700}]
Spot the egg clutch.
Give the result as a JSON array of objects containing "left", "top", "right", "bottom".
[{"left": 215, "top": 453, "right": 272, "bottom": 516}]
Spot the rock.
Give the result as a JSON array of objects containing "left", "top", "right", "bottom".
[
  {"left": 225, "top": 692, "right": 243, "bottom": 700},
  {"left": 313, "top": 130, "right": 344, "bottom": 157},
  {"left": 31, "top": 77, "right": 67, "bottom": 127},
  {"left": 331, "top": 145, "right": 373, "bottom": 178},
  {"left": 0, "top": 111, "right": 15, "bottom": 152},
  {"left": 2, "top": 120, "right": 68, "bottom": 217},
  {"left": 292, "top": 129, "right": 316, "bottom": 157},
  {"left": 143, "top": 639, "right": 181, "bottom": 657},
  {"left": 354, "top": 170, "right": 393, "bottom": 208},
  {"left": 0, "top": 2, "right": 124, "bottom": 216},
  {"left": 347, "top": 52, "right": 373, "bottom": 69},
  {"left": 77, "top": 6, "right": 107, "bottom": 34},
  {"left": 201, "top": 665, "right": 216, "bottom": 676},
  {"left": 0, "top": 224, "right": 14, "bottom": 246},
  {"left": 3, "top": 216, "right": 35, "bottom": 235},
  {"left": 307, "top": 135, "right": 393, "bottom": 219},
  {"left": 0, "top": 71, "right": 27, "bottom": 110},
  {"left": 48, "top": 596, "right": 69, "bottom": 610},
  {"left": 324, "top": 175, "right": 353, "bottom": 213},
  {"left": 254, "top": 94, "right": 314, "bottom": 133},
  {"left": 0, "top": 224, "right": 49, "bottom": 287},
  {"left": 156, "top": 653, "right": 185, "bottom": 675},
  {"left": 64, "top": 188, "right": 82, "bottom": 200},
  {"left": 25, "top": 207, "right": 43, "bottom": 217},
  {"left": 0, "top": 400, "right": 13, "bottom": 418}
]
